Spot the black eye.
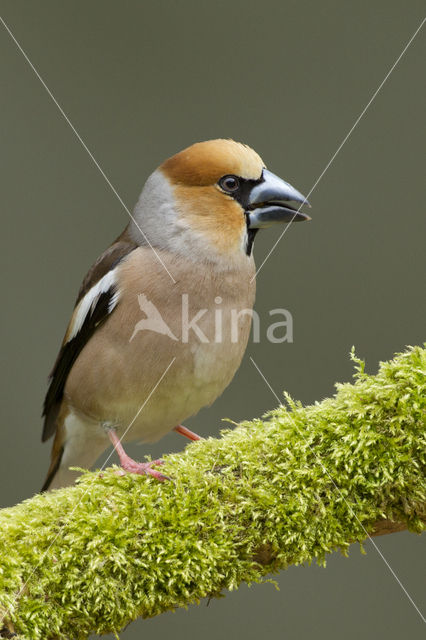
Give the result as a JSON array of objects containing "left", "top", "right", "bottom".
[{"left": 219, "top": 175, "right": 240, "bottom": 193}]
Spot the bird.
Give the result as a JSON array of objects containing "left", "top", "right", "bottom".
[{"left": 42, "top": 139, "right": 310, "bottom": 490}]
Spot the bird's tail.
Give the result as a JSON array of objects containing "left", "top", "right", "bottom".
[{"left": 42, "top": 409, "right": 109, "bottom": 491}]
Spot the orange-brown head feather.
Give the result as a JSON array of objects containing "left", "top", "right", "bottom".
[
  {"left": 159, "top": 139, "right": 264, "bottom": 257},
  {"left": 161, "top": 139, "right": 264, "bottom": 186}
]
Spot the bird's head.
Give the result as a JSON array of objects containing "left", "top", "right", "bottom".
[{"left": 132, "top": 139, "right": 310, "bottom": 264}]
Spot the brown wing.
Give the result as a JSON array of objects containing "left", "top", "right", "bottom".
[
  {"left": 76, "top": 227, "right": 138, "bottom": 304},
  {"left": 42, "top": 227, "right": 138, "bottom": 441}
]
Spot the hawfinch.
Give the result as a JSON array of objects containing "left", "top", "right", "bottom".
[{"left": 42, "top": 139, "right": 310, "bottom": 490}]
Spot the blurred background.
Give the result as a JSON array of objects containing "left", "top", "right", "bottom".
[{"left": 1, "top": 1, "right": 425, "bottom": 638}]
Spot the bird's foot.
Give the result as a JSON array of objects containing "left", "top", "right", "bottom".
[
  {"left": 107, "top": 428, "right": 169, "bottom": 481},
  {"left": 174, "top": 424, "right": 201, "bottom": 441},
  {"left": 115, "top": 456, "right": 168, "bottom": 481}
]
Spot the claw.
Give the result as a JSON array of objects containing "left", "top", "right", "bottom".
[{"left": 108, "top": 429, "right": 170, "bottom": 482}]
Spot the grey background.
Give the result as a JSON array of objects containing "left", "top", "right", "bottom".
[{"left": 1, "top": 1, "right": 425, "bottom": 638}]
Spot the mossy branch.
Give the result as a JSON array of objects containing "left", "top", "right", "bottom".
[{"left": 1, "top": 347, "right": 425, "bottom": 640}]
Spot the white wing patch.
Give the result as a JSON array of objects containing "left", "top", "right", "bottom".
[{"left": 67, "top": 269, "right": 119, "bottom": 342}]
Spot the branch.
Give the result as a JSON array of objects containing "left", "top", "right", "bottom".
[{"left": 1, "top": 346, "right": 425, "bottom": 640}]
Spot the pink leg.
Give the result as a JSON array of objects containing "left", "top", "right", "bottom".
[
  {"left": 107, "top": 429, "right": 168, "bottom": 481},
  {"left": 174, "top": 424, "right": 201, "bottom": 441}
]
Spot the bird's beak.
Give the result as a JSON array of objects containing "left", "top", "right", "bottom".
[{"left": 247, "top": 169, "right": 311, "bottom": 229}]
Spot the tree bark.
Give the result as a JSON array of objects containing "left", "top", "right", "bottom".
[{"left": 0, "top": 346, "right": 424, "bottom": 640}]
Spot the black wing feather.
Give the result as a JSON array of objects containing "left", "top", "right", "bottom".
[
  {"left": 42, "top": 227, "right": 138, "bottom": 442},
  {"left": 42, "top": 289, "right": 115, "bottom": 441}
]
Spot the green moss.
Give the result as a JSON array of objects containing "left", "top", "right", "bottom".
[{"left": 0, "top": 346, "right": 425, "bottom": 639}]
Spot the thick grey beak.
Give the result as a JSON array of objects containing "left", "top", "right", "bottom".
[{"left": 247, "top": 169, "right": 311, "bottom": 229}]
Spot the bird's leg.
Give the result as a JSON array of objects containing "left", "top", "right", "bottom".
[
  {"left": 173, "top": 424, "right": 201, "bottom": 441},
  {"left": 107, "top": 428, "right": 168, "bottom": 481}
]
